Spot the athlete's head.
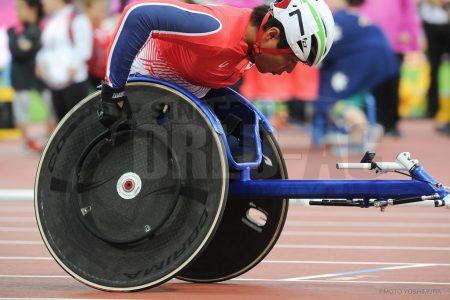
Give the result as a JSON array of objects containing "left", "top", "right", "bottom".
[{"left": 250, "top": 0, "right": 334, "bottom": 74}]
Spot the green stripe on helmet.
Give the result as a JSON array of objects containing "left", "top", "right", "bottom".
[{"left": 304, "top": 0, "right": 326, "bottom": 62}]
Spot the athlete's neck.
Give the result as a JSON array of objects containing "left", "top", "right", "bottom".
[{"left": 244, "top": 24, "right": 258, "bottom": 56}]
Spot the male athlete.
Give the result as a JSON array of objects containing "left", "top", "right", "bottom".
[{"left": 98, "top": 0, "right": 335, "bottom": 128}]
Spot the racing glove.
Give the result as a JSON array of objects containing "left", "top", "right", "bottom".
[{"left": 98, "top": 82, "right": 134, "bottom": 130}]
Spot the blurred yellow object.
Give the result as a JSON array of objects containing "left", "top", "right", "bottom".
[
  {"left": 0, "top": 129, "right": 21, "bottom": 140},
  {"left": 436, "top": 96, "right": 450, "bottom": 123},
  {"left": 0, "top": 86, "right": 15, "bottom": 103},
  {"left": 436, "top": 60, "right": 450, "bottom": 123},
  {"left": 0, "top": 86, "right": 16, "bottom": 134},
  {"left": 399, "top": 52, "right": 429, "bottom": 118},
  {"left": 400, "top": 52, "right": 450, "bottom": 122}
]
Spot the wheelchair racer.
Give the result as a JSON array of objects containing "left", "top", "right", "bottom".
[{"left": 98, "top": 0, "right": 335, "bottom": 129}]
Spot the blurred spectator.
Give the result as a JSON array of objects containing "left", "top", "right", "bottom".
[
  {"left": 85, "top": 0, "right": 113, "bottom": 89},
  {"left": 8, "top": 0, "right": 56, "bottom": 152},
  {"left": 36, "top": 0, "right": 93, "bottom": 121},
  {"left": 329, "top": 92, "right": 374, "bottom": 151},
  {"left": 314, "top": 0, "right": 399, "bottom": 151},
  {"left": 0, "top": 0, "right": 15, "bottom": 85},
  {"left": 358, "top": 0, "right": 422, "bottom": 137},
  {"left": 0, "top": 28, "right": 11, "bottom": 79},
  {"left": 419, "top": 0, "right": 450, "bottom": 134}
]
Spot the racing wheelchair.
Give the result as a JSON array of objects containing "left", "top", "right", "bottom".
[{"left": 35, "top": 77, "right": 449, "bottom": 291}]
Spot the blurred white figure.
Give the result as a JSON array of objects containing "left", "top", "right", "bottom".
[{"left": 36, "top": 0, "right": 93, "bottom": 121}]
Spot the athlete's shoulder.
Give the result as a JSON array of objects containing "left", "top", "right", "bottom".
[
  {"left": 120, "top": 0, "right": 252, "bottom": 53},
  {"left": 124, "top": 0, "right": 220, "bottom": 14},
  {"left": 124, "top": 0, "right": 251, "bottom": 25}
]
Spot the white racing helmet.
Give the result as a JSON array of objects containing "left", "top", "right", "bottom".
[{"left": 269, "top": 0, "right": 335, "bottom": 66}]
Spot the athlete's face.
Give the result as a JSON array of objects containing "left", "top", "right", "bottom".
[
  {"left": 254, "top": 52, "right": 300, "bottom": 75},
  {"left": 253, "top": 27, "right": 300, "bottom": 75}
]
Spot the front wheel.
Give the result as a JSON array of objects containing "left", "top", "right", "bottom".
[{"left": 35, "top": 81, "right": 229, "bottom": 291}]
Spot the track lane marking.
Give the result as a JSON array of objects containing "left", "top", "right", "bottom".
[
  {"left": 262, "top": 260, "right": 450, "bottom": 266},
  {"left": 231, "top": 278, "right": 450, "bottom": 285},
  {"left": 284, "top": 264, "right": 435, "bottom": 281},
  {"left": 285, "top": 221, "right": 450, "bottom": 228},
  {"left": 0, "top": 189, "right": 33, "bottom": 201},
  {"left": 0, "top": 275, "right": 69, "bottom": 278},
  {"left": 0, "top": 256, "right": 52, "bottom": 260},
  {"left": 0, "top": 241, "right": 42, "bottom": 245},
  {"left": 275, "top": 244, "right": 450, "bottom": 251},
  {"left": 281, "top": 231, "right": 450, "bottom": 238},
  {"left": 2, "top": 241, "right": 450, "bottom": 251},
  {"left": 1, "top": 257, "right": 450, "bottom": 267}
]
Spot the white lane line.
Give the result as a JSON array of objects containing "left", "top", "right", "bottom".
[
  {"left": 0, "top": 240, "right": 42, "bottom": 245},
  {"left": 0, "top": 275, "right": 69, "bottom": 278},
  {"left": 231, "top": 278, "right": 450, "bottom": 285},
  {"left": 2, "top": 241, "right": 450, "bottom": 251},
  {"left": 284, "top": 264, "right": 435, "bottom": 281},
  {"left": 285, "top": 221, "right": 450, "bottom": 228},
  {"left": 0, "top": 227, "right": 38, "bottom": 232},
  {"left": 0, "top": 189, "right": 33, "bottom": 201},
  {"left": 0, "top": 257, "right": 449, "bottom": 267},
  {"left": 282, "top": 231, "right": 450, "bottom": 238},
  {"left": 262, "top": 260, "right": 450, "bottom": 266},
  {"left": 0, "top": 257, "right": 52, "bottom": 260},
  {"left": 275, "top": 244, "right": 450, "bottom": 251}
]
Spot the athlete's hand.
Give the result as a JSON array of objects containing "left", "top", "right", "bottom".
[{"left": 98, "top": 82, "right": 133, "bottom": 130}]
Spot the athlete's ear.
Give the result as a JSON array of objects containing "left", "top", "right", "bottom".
[{"left": 264, "top": 27, "right": 281, "bottom": 41}]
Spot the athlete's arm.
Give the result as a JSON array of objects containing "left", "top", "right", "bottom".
[{"left": 104, "top": 0, "right": 222, "bottom": 89}]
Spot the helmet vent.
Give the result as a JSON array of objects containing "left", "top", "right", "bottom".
[{"left": 307, "top": 35, "right": 318, "bottom": 66}]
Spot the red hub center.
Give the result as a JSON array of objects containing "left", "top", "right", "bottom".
[{"left": 123, "top": 180, "right": 134, "bottom": 192}]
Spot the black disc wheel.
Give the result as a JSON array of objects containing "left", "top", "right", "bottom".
[
  {"left": 178, "top": 89, "right": 289, "bottom": 282},
  {"left": 35, "top": 82, "right": 228, "bottom": 291}
]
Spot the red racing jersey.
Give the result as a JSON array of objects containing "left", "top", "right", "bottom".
[{"left": 106, "top": 0, "right": 255, "bottom": 97}]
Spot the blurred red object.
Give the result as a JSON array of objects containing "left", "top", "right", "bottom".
[{"left": 240, "top": 63, "right": 319, "bottom": 101}]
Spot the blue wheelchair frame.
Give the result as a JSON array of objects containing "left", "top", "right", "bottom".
[{"left": 129, "top": 76, "right": 449, "bottom": 209}]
